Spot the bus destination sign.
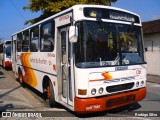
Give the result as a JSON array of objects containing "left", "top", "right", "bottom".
[
  {"left": 84, "top": 8, "right": 139, "bottom": 23},
  {"left": 109, "top": 11, "right": 135, "bottom": 22}
]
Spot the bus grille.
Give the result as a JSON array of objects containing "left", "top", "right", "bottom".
[{"left": 106, "top": 82, "right": 134, "bottom": 93}]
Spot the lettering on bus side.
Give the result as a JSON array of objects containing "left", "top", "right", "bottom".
[
  {"left": 59, "top": 14, "right": 70, "bottom": 21},
  {"left": 115, "top": 66, "right": 128, "bottom": 71},
  {"left": 47, "top": 53, "right": 55, "bottom": 58},
  {"left": 86, "top": 105, "right": 101, "bottom": 111}
]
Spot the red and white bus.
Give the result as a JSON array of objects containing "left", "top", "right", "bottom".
[
  {"left": 0, "top": 40, "right": 12, "bottom": 68},
  {"left": 12, "top": 5, "right": 146, "bottom": 113}
]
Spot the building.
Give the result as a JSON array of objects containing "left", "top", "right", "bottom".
[{"left": 142, "top": 19, "right": 160, "bottom": 76}]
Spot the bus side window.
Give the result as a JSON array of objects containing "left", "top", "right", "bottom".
[
  {"left": 22, "top": 30, "right": 30, "bottom": 52},
  {"left": 40, "top": 21, "right": 55, "bottom": 52},
  {"left": 17, "top": 33, "right": 22, "bottom": 52},
  {"left": 30, "top": 26, "right": 39, "bottom": 52}
]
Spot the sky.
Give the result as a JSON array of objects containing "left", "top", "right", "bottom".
[{"left": 0, "top": 0, "right": 160, "bottom": 40}]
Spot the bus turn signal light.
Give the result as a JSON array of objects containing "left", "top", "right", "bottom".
[{"left": 78, "top": 89, "right": 87, "bottom": 95}]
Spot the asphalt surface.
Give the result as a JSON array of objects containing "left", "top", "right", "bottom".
[
  {"left": 147, "top": 75, "right": 160, "bottom": 84},
  {"left": 0, "top": 67, "right": 47, "bottom": 112}
]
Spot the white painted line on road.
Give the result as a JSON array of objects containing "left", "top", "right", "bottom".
[
  {"left": 130, "top": 117, "right": 151, "bottom": 120},
  {"left": 152, "top": 84, "right": 160, "bottom": 87},
  {"left": 0, "top": 75, "right": 5, "bottom": 77}
]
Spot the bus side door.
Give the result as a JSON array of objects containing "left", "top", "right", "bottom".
[{"left": 58, "top": 27, "right": 73, "bottom": 106}]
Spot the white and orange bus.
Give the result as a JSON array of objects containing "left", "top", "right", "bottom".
[
  {"left": 0, "top": 40, "right": 12, "bottom": 68},
  {"left": 12, "top": 5, "right": 146, "bottom": 113}
]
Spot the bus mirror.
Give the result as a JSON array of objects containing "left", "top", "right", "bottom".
[{"left": 69, "top": 26, "right": 78, "bottom": 43}]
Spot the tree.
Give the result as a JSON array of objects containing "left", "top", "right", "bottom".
[
  {"left": 24, "top": 0, "right": 117, "bottom": 25},
  {"left": 120, "top": 32, "right": 134, "bottom": 51}
]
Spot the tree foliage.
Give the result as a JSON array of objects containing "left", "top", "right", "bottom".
[{"left": 24, "top": 0, "right": 117, "bottom": 25}]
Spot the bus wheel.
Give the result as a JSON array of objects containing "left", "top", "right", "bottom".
[
  {"left": 47, "top": 81, "right": 57, "bottom": 108},
  {"left": 19, "top": 74, "right": 25, "bottom": 87}
]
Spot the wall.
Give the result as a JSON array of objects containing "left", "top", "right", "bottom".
[{"left": 144, "top": 33, "right": 160, "bottom": 76}]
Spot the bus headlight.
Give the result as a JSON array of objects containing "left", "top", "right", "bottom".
[
  {"left": 91, "top": 88, "right": 96, "bottom": 95},
  {"left": 141, "top": 81, "right": 144, "bottom": 86},
  {"left": 98, "top": 87, "right": 103, "bottom": 94},
  {"left": 136, "top": 82, "right": 139, "bottom": 87}
]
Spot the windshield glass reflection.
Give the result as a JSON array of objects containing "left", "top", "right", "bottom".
[{"left": 75, "top": 21, "right": 144, "bottom": 68}]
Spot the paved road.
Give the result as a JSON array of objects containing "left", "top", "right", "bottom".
[
  {"left": 0, "top": 68, "right": 47, "bottom": 111},
  {"left": 0, "top": 67, "right": 160, "bottom": 120}
]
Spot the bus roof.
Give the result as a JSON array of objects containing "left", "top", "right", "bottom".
[
  {"left": 0, "top": 40, "right": 11, "bottom": 45},
  {"left": 12, "top": 4, "right": 140, "bottom": 36}
]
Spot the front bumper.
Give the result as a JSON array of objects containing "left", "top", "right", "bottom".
[
  {"left": 74, "top": 87, "right": 146, "bottom": 113},
  {"left": 5, "top": 61, "right": 12, "bottom": 68}
]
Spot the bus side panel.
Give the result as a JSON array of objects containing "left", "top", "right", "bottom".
[{"left": 18, "top": 52, "right": 57, "bottom": 92}]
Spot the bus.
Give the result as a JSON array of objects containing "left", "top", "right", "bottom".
[
  {"left": 12, "top": 5, "right": 147, "bottom": 113},
  {"left": 0, "top": 40, "right": 12, "bottom": 68}
]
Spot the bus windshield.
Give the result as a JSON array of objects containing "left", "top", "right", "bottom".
[
  {"left": 75, "top": 21, "right": 145, "bottom": 68},
  {"left": 6, "top": 45, "right": 11, "bottom": 58}
]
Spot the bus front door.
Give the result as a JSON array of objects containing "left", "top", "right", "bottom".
[{"left": 59, "top": 27, "right": 73, "bottom": 106}]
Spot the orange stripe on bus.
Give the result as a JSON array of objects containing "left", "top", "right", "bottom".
[
  {"left": 89, "top": 79, "right": 109, "bottom": 82},
  {"left": 89, "top": 72, "right": 113, "bottom": 82},
  {"left": 20, "top": 53, "right": 38, "bottom": 87}
]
